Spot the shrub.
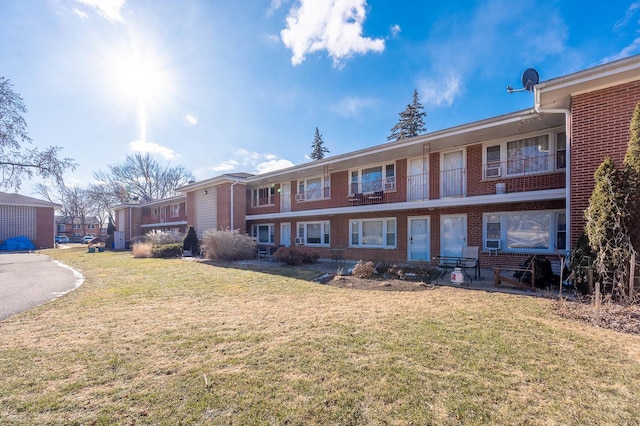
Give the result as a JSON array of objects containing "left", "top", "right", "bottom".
[
  {"left": 201, "top": 229, "right": 256, "bottom": 261},
  {"left": 352, "top": 260, "right": 376, "bottom": 278},
  {"left": 182, "top": 226, "right": 199, "bottom": 256},
  {"left": 272, "top": 247, "right": 319, "bottom": 265},
  {"left": 151, "top": 243, "right": 183, "bottom": 258},
  {"left": 274, "top": 246, "right": 302, "bottom": 265},
  {"left": 132, "top": 242, "right": 153, "bottom": 258},
  {"left": 146, "top": 230, "right": 183, "bottom": 245}
]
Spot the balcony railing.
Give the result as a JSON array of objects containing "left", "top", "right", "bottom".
[{"left": 285, "top": 153, "right": 565, "bottom": 209}]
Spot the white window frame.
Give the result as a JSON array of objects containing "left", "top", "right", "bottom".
[
  {"left": 251, "top": 224, "right": 275, "bottom": 244},
  {"left": 349, "top": 217, "right": 397, "bottom": 248},
  {"left": 252, "top": 186, "right": 275, "bottom": 207},
  {"left": 297, "top": 221, "right": 330, "bottom": 246},
  {"left": 482, "top": 210, "right": 566, "bottom": 253},
  {"left": 297, "top": 175, "right": 330, "bottom": 201},
  {"left": 349, "top": 162, "right": 396, "bottom": 195},
  {"left": 482, "top": 129, "right": 566, "bottom": 180},
  {"left": 170, "top": 203, "right": 180, "bottom": 218}
]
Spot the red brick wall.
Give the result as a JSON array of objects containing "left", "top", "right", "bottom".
[
  {"left": 215, "top": 182, "right": 247, "bottom": 233},
  {"left": 246, "top": 199, "right": 564, "bottom": 267},
  {"left": 35, "top": 207, "right": 55, "bottom": 249},
  {"left": 570, "top": 80, "right": 640, "bottom": 245}
]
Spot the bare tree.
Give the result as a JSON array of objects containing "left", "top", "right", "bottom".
[
  {"left": 0, "top": 77, "right": 76, "bottom": 190},
  {"left": 93, "top": 153, "right": 194, "bottom": 204},
  {"left": 36, "top": 183, "right": 96, "bottom": 237}
]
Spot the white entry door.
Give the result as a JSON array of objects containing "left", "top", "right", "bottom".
[
  {"left": 441, "top": 214, "right": 467, "bottom": 257},
  {"left": 280, "top": 183, "right": 291, "bottom": 212},
  {"left": 280, "top": 223, "right": 291, "bottom": 247},
  {"left": 408, "top": 157, "right": 428, "bottom": 201},
  {"left": 441, "top": 150, "right": 465, "bottom": 198},
  {"left": 408, "top": 216, "right": 430, "bottom": 261}
]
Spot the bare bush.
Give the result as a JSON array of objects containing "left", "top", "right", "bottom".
[
  {"left": 352, "top": 261, "right": 376, "bottom": 278},
  {"left": 201, "top": 229, "right": 256, "bottom": 261},
  {"left": 145, "top": 230, "right": 183, "bottom": 245},
  {"left": 132, "top": 242, "right": 153, "bottom": 258}
]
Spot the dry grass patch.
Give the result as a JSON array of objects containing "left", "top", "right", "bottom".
[{"left": 1, "top": 248, "right": 640, "bottom": 425}]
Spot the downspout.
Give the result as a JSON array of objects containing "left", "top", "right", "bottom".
[
  {"left": 534, "top": 89, "right": 571, "bottom": 252},
  {"left": 230, "top": 180, "right": 239, "bottom": 230}
]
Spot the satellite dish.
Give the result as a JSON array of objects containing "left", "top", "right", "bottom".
[
  {"left": 506, "top": 68, "right": 540, "bottom": 93},
  {"left": 521, "top": 68, "right": 539, "bottom": 92}
]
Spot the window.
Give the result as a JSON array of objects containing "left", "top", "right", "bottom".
[
  {"left": 153, "top": 207, "right": 160, "bottom": 216},
  {"left": 556, "top": 213, "right": 566, "bottom": 251},
  {"left": 507, "top": 135, "right": 549, "bottom": 175},
  {"left": 483, "top": 131, "right": 565, "bottom": 178},
  {"left": 251, "top": 224, "right": 274, "bottom": 244},
  {"left": 483, "top": 210, "right": 565, "bottom": 253},
  {"left": 349, "top": 218, "right": 396, "bottom": 248},
  {"left": 298, "top": 176, "right": 329, "bottom": 201},
  {"left": 556, "top": 132, "right": 566, "bottom": 170},
  {"left": 252, "top": 186, "right": 275, "bottom": 207},
  {"left": 73, "top": 224, "right": 81, "bottom": 229},
  {"left": 57, "top": 224, "right": 65, "bottom": 232},
  {"left": 350, "top": 163, "right": 395, "bottom": 194},
  {"left": 87, "top": 224, "right": 96, "bottom": 229},
  {"left": 297, "top": 221, "right": 330, "bottom": 245},
  {"left": 170, "top": 204, "right": 180, "bottom": 218}
]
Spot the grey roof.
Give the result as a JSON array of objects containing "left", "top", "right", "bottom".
[{"left": 0, "top": 192, "right": 61, "bottom": 208}]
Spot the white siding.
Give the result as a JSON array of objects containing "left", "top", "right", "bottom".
[{"left": 195, "top": 189, "right": 217, "bottom": 237}]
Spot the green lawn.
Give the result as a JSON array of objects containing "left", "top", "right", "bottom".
[{"left": 1, "top": 247, "right": 639, "bottom": 425}]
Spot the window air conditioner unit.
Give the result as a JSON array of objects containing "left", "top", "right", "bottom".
[
  {"left": 485, "top": 239, "right": 501, "bottom": 250},
  {"left": 485, "top": 166, "right": 501, "bottom": 178},
  {"left": 384, "top": 180, "right": 396, "bottom": 191},
  {"left": 295, "top": 237, "right": 304, "bottom": 245},
  {"left": 295, "top": 193, "right": 305, "bottom": 202}
]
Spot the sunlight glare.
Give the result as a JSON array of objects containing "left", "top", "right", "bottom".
[{"left": 101, "top": 34, "right": 177, "bottom": 141}]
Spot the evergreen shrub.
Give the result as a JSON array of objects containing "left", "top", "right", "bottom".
[{"left": 151, "top": 243, "right": 183, "bottom": 258}]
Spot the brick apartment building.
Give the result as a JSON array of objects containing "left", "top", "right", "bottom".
[{"left": 115, "top": 55, "right": 640, "bottom": 268}]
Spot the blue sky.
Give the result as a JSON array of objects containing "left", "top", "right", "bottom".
[{"left": 2, "top": 0, "right": 639, "bottom": 196}]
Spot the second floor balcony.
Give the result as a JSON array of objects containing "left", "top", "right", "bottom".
[{"left": 286, "top": 153, "right": 565, "bottom": 209}]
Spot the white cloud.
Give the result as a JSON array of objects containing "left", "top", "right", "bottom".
[
  {"left": 615, "top": 1, "right": 640, "bottom": 29},
  {"left": 280, "top": 0, "right": 385, "bottom": 67},
  {"left": 129, "top": 140, "right": 177, "bottom": 160},
  {"left": 419, "top": 74, "right": 462, "bottom": 108},
  {"left": 389, "top": 24, "right": 401, "bottom": 38},
  {"left": 600, "top": 37, "right": 640, "bottom": 64},
  {"left": 74, "top": 0, "right": 126, "bottom": 23},
  {"left": 72, "top": 8, "right": 88, "bottom": 20},
  {"left": 208, "top": 149, "right": 294, "bottom": 174},
  {"left": 256, "top": 159, "right": 295, "bottom": 173},
  {"left": 210, "top": 160, "right": 239, "bottom": 172},
  {"left": 185, "top": 114, "right": 198, "bottom": 125},
  {"left": 330, "top": 96, "right": 379, "bottom": 117}
]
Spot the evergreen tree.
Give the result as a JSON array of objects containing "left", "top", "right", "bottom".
[
  {"left": 387, "top": 89, "right": 427, "bottom": 142},
  {"left": 584, "top": 158, "right": 634, "bottom": 300},
  {"left": 623, "top": 102, "right": 640, "bottom": 250},
  {"left": 310, "top": 127, "right": 329, "bottom": 160}
]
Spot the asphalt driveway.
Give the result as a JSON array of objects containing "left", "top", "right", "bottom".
[{"left": 0, "top": 252, "right": 83, "bottom": 321}]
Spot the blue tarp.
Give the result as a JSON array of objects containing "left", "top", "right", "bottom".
[{"left": 0, "top": 236, "right": 36, "bottom": 251}]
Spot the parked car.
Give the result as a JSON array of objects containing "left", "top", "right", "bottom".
[
  {"left": 81, "top": 235, "right": 96, "bottom": 244},
  {"left": 55, "top": 235, "right": 70, "bottom": 243}
]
